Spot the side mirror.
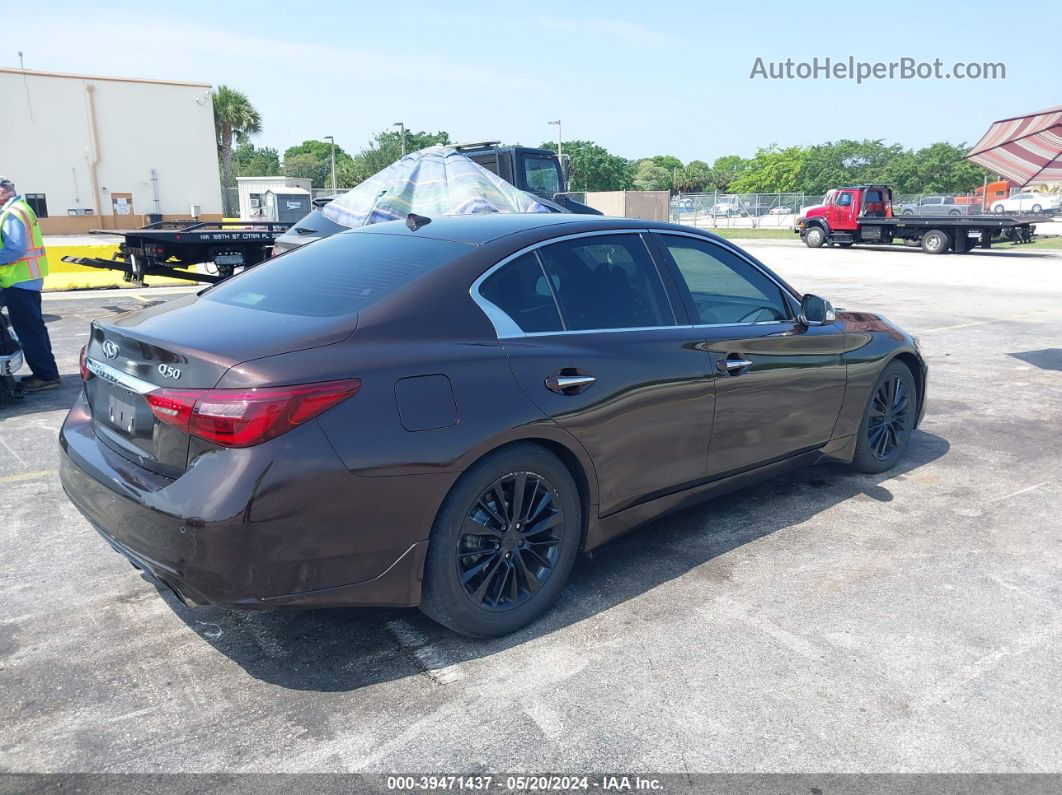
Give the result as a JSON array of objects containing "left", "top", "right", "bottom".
[
  {"left": 799, "top": 294, "right": 836, "bottom": 326},
  {"left": 559, "top": 153, "right": 571, "bottom": 183}
]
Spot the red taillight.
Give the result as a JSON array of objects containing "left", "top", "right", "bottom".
[
  {"left": 145, "top": 379, "right": 360, "bottom": 448},
  {"left": 79, "top": 345, "right": 93, "bottom": 381}
]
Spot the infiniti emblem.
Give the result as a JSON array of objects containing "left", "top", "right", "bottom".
[{"left": 102, "top": 340, "right": 120, "bottom": 359}]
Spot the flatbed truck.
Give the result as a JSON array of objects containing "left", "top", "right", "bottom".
[
  {"left": 796, "top": 185, "right": 1037, "bottom": 254},
  {"left": 61, "top": 219, "right": 290, "bottom": 285}
]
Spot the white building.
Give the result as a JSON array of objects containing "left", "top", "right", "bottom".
[
  {"left": 236, "top": 176, "right": 312, "bottom": 220},
  {"left": 0, "top": 67, "right": 222, "bottom": 235}
]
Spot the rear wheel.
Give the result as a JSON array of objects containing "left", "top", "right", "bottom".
[
  {"left": 803, "top": 227, "right": 826, "bottom": 248},
  {"left": 851, "top": 360, "right": 917, "bottom": 474},
  {"left": 420, "top": 445, "right": 581, "bottom": 637},
  {"left": 993, "top": 204, "right": 1005, "bottom": 214},
  {"left": 921, "top": 229, "right": 950, "bottom": 254},
  {"left": 1031, "top": 204, "right": 1042, "bottom": 214}
]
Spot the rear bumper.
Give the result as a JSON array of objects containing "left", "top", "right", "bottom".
[{"left": 59, "top": 393, "right": 446, "bottom": 609}]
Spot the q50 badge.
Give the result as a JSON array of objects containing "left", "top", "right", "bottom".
[{"left": 158, "top": 364, "right": 182, "bottom": 380}]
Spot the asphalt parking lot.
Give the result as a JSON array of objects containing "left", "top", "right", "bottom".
[{"left": 2, "top": 240, "right": 1061, "bottom": 774}]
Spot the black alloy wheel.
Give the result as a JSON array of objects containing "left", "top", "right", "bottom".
[
  {"left": 420, "top": 444, "right": 581, "bottom": 637},
  {"left": 457, "top": 471, "right": 564, "bottom": 611},
  {"left": 866, "top": 375, "right": 912, "bottom": 460},
  {"left": 851, "top": 360, "right": 917, "bottom": 474}
]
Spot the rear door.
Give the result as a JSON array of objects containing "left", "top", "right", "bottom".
[
  {"left": 475, "top": 230, "right": 713, "bottom": 516},
  {"left": 652, "top": 233, "right": 847, "bottom": 478}
]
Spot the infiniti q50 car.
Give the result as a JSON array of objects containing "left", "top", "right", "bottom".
[{"left": 60, "top": 214, "right": 926, "bottom": 637}]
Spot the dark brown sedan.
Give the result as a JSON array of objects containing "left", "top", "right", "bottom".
[{"left": 59, "top": 214, "right": 926, "bottom": 637}]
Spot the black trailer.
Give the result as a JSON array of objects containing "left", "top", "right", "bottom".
[
  {"left": 854, "top": 215, "right": 1038, "bottom": 254},
  {"left": 60, "top": 219, "right": 290, "bottom": 285}
]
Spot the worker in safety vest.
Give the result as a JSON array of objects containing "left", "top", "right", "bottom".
[{"left": 0, "top": 176, "right": 60, "bottom": 391}]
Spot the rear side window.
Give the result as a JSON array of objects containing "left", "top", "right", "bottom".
[
  {"left": 479, "top": 252, "right": 564, "bottom": 333},
  {"left": 536, "top": 235, "right": 675, "bottom": 330},
  {"left": 204, "top": 232, "right": 470, "bottom": 317}
]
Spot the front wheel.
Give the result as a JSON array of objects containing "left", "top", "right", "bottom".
[
  {"left": 803, "top": 227, "right": 826, "bottom": 248},
  {"left": 851, "top": 360, "right": 917, "bottom": 474},
  {"left": 420, "top": 444, "right": 582, "bottom": 637},
  {"left": 1031, "top": 204, "right": 1042, "bottom": 214}
]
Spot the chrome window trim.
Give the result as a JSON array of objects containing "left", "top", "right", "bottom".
[
  {"left": 85, "top": 357, "right": 157, "bottom": 395},
  {"left": 471, "top": 228, "right": 668, "bottom": 339},
  {"left": 469, "top": 227, "right": 807, "bottom": 340}
]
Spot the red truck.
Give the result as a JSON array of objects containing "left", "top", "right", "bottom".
[{"left": 795, "top": 185, "right": 1037, "bottom": 254}]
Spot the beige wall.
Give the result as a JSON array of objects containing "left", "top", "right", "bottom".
[
  {"left": 0, "top": 68, "right": 222, "bottom": 234},
  {"left": 584, "top": 191, "right": 670, "bottom": 221}
]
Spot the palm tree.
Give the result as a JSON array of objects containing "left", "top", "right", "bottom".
[{"left": 213, "top": 85, "right": 262, "bottom": 215}]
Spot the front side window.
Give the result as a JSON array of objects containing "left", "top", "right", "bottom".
[
  {"left": 522, "top": 156, "right": 562, "bottom": 197},
  {"left": 536, "top": 235, "right": 675, "bottom": 331},
  {"left": 657, "top": 235, "right": 790, "bottom": 325},
  {"left": 836, "top": 192, "right": 853, "bottom": 207}
]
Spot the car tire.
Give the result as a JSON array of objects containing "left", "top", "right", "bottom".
[
  {"left": 850, "top": 360, "right": 918, "bottom": 474},
  {"left": 948, "top": 209, "right": 961, "bottom": 216},
  {"left": 419, "top": 444, "right": 582, "bottom": 638},
  {"left": 803, "top": 227, "right": 826, "bottom": 248},
  {"left": 902, "top": 210, "right": 914, "bottom": 216},
  {"left": 993, "top": 204, "right": 1005, "bottom": 214},
  {"left": 921, "top": 229, "right": 950, "bottom": 254},
  {"left": 837, "top": 241, "right": 854, "bottom": 248},
  {"left": 903, "top": 239, "right": 921, "bottom": 247},
  {"left": 1031, "top": 204, "right": 1042, "bottom": 214}
]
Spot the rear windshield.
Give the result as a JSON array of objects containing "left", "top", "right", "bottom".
[
  {"left": 288, "top": 208, "right": 348, "bottom": 237},
  {"left": 203, "top": 231, "right": 471, "bottom": 317}
]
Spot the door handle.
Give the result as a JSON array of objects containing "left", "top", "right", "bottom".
[
  {"left": 545, "top": 373, "right": 596, "bottom": 394},
  {"left": 716, "top": 356, "right": 753, "bottom": 374}
]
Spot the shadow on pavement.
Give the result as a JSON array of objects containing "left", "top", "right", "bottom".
[
  {"left": 151, "top": 430, "right": 950, "bottom": 692},
  {"left": 0, "top": 372, "right": 80, "bottom": 420}
]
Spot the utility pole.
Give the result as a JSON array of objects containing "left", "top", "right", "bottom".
[
  {"left": 548, "top": 120, "right": 562, "bottom": 158},
  {"left": 393, "top": 122, "right": 406, "bottom": 156},
  {"left": 323, "top": 136, "right": 337, "bottom": 193}
]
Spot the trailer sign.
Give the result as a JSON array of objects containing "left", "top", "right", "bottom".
[{"left": 197, "top": 233, "right": 272, "bottom": 241}]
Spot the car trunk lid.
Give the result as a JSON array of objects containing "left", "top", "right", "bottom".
[{"left": 84, "top": 293, "right": 356, "bottom": 476}]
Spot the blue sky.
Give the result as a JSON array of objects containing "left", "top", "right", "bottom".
[{"left": 8, "top": 1, "right": 1058, "bottom": 162}]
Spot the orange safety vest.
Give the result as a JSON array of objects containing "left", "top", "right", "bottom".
[{"left": 0, "top": 197, "right": 49, "bottom": 287}]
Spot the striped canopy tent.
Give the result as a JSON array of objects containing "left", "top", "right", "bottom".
[
  {"left": 322, "top": 146, "right": 551, "bottom": 228},
  {"left": 965, "top": 105, "right": 1062, "bottom": 186}
]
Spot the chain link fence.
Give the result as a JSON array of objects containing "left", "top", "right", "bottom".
[{"left": 669, "top": 193, "right": 809, "bottom": 228}]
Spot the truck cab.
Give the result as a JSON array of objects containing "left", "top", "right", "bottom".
[
  {"left": 454, "top": 141, "right": 600, "bottom": 214},
  {"left": 803, "top": 185, "right": 893, "bottom": 233}
]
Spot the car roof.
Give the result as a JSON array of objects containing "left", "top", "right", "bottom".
[{"left": 345, "top": 213, "right": 661, "bottom": 245}]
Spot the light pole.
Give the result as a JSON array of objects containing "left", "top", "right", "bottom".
[
  {"left": 323, "top": 135, "right": 337, "bottom": 193},
  {"left": 393, "top": 122, "right": 406, "bottom": 156},
  {"left": 547, "top": 120, "right": 562, "bottom": 158}
]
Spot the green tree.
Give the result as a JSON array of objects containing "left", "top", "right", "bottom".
[
  {"left": 709, "top": 155, "right": 748, "bottom": 191},
  {"left": 232, "top": 142, "right": 280, "bottom": 177},
  {"left": 632, "top": 159, "right": 673, "bottom": 191},
  {"left": 798, "top": 139, "right": 904, "bottom": 195},
  {"left": 674, "top": 160, "right": 712, "bottom": 193},
  {"left": 729, "top": 146, "right": 806, "bottom": 193},
  {"left": 883, "top": 142, "right": 989, "bottom": 194},
  {"left": 283, "top": 140, "right": 354, "bottom": 188},
  {"left": 213, "top": 85, "right": 263, "bottom": 214},
  {"left": 540, "top": 140, "right": 633, "bottom": 191},
  {"left": 337, "top": 129, "right": 451, "bottom": 187}
]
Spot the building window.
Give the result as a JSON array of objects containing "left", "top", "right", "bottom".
[
  {"left": 25, "top": 193, "right": 48, "bottom": 219},
  {"left": 249, "top": 193, "right": 262, "bottom": 208}
]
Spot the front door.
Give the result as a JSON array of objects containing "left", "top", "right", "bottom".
[
  {"left": 652, "top": 233, "right": 847, "bottom": 477},
  {"left": 826, "top": 190, "right": 855, "bottom": 231},
  {"left": 476, "top": 231, "right": 713, "bottom": 516}
]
